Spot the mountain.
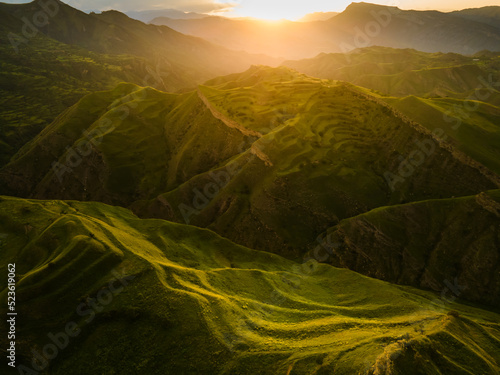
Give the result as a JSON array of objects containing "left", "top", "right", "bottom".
[
  {"left": 0, "top": 195, "right": 499, "bottom": 374},
  {"left": 1, "top": 66, "right": 499, "bottom": 269},
  {"left": 0, "top": 0, "right": 277, "bottom": 84},
  {"left": 330, "top": 2, "right": 500, "bottom": 55},
  {"left": 0, "top": 7, "right": 151, "bottom": 168},
  {"left": 0, "top": 0, "right": 277, "bottom": 167},
  {"left": 313, "top": 190, "right": 500, "bottom": 307},
  {"left": 149, "top": 15, "right": 333, "bottom": 60},
  {"left": 283, "top": 46, "right": 500, "bottom": 98},
  {"left": 451, "top": 6, "right": 500, "bottom": 29},
  {"left": 125, "top": 9, "right": 207, "bottom": 23},
  {"left": 151, "top": 2, "right": 500, "bottom": 60},
  {"left": 297, "top": 12, "right": 339, "bottom": 22},
  {"left": 283, "top": 47, "right": 500, "bottom": 176}
]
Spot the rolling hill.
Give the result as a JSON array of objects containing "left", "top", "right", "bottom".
[
  {"left": 1, "top": 66, "right": 498, "bottom": 269},
  {"left": 0, "top": 7, "right": 151, "bottom": 168},
  {"left": 0, "top": 195, "right": 499, "bottom": 374},
  {"left": 283, "top": 46, "right": 500, "bottom": 99},
  {"left": 1, "top": 4, "right": 500, "bottom": 372},
  {"left": 0, "top": 0, "right": 277, "bottom": 166},
  {"left": 312, "top": 190, "right": 500, "bottom": 308}
]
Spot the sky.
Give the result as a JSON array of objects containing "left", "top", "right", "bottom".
[{"left": 2, "top": 0, "right": 500, "bottom": 20}]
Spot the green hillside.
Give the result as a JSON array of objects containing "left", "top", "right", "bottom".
[
  {"left": 0, "top": 196, "right": 499, "bottom": 374},
  {"left": 312, "top": 189, "right": 500, "bottom": 307},
  {"left": 0, "top": 8, "right": 151, "bottom": 167},
  {"left": 283, "top": 46, "right": 500, "bottom": 99},
  {"left": 1, "top": 66, "right": 498, "bottom": 261},
  {"left": 0, "top": 0, "right": 277, "bottom": 167},
  {"left": 385, "top": 95, "right": 500, "bottom": 175},
  {"left": 1, "top": 3, "right": 500, "bottom": 374}
]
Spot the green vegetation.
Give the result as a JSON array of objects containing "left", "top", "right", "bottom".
[
  {"left": 0, "top": 196, "right": 499, "bottom": 374},
  {"left": 283, "top": 46, "right": 500, "bottom": 99},
  {"left": 0, "top": 8, "right": 150, "bottom": 167},
  {"left": 2, "top": 66, "right": 497, "bottom": 261},
  {"left": 1, "top": 6, "right": 499, "bottom": 371},
  {"left": 386, "top": 95, "right": 500, "bottom": 175},
  {"left": 314, "top": 190, "right": 500, "bottom": 307},
  {"left": 284, "top": 46, "right": 500, "bottom": 176},
  {"left": 0, "top": 1, "right": 276, "bottom": 167}
]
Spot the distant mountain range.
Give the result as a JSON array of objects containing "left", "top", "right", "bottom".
[
  {"left": 0, "top": 0, "right": 277, "bottom": 166},
  {"left": 152, "top": 2, "right": 500, "bottom": 59},
  {"left": 297, "top": 12, "right": 339, "bottom": 22},
  {"left": 451, "top": 6, "right": 500, "bottom": 29},
  {"left": 125, "top": 8, "right": 207, "bottom": 23}
]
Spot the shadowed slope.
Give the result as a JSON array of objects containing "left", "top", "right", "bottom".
[{"left": 312, "top": 190, "right": 500, "bottom": 308}]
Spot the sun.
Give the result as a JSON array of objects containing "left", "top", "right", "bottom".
[{"left": 222, "top": 0, "right": 322, "bottom": 21}]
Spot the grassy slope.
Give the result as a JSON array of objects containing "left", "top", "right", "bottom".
[
  {"left": 283, "top": 46, "right": 500, "bottom": 98},
  {"left": 0, "top": 82, "right": 251, "bottom": 204},
  {"left": 0, "top": 9, "right": 150, "bottom": 167},
  {"left": 284, "top": 47, "right": 500, "bottom": 176},
  {"left": 0, "top": 0, "right": 277, "bottom": 167},
  {"left": 0, "top": 195, "right": 499, "bottom": 374},
  {"left": 313, "top": 190, "right": 500, "bottom": 307},
  {"left": 385, "top": 95, "right": 500, "bottom": 175},
  {"left": 1, "top": 67, "right": 497, "bottom": 259},
  {"left": 135, "top": 67, "right": 499, "bottom": 257}
]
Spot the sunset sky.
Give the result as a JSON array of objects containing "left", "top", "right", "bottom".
[{"left": 3, "top": 0, "right": 500, "bottom": 20}]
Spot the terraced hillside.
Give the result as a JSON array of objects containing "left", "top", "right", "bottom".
[
  {"left": 385, "top": 95, "right": 500, "bottom": 175},
  {"left": 283, "top": 46, "right": 500, "bottom": 98},
  {"left": 1, "top": 67, "right": 498, "bottom": 261},
  {"left": 0, "top": 196, "right": 499, "bottom": 374},
  {"left": 284, "top": 47, "right": 500, "bottom": 175}
]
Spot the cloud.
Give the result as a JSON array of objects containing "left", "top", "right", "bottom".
[{"left": 64, "top": 0, "right": 237, "bottom": 13}]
